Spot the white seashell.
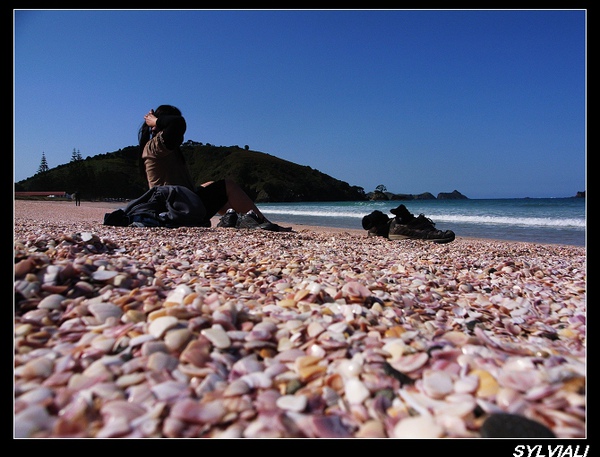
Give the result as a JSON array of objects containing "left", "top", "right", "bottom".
[
  {"left": 422, "top": 370, "right": 454, "bottom": 399},
  {"left": 224, "top": 378, "right": 251, "bottom": 396},
  {"left": 392, "top": 414, "right": 444, "bottom": 438},
  {"left": 276, "top": 394, "right": 307, "bottom": 412},
  {"left": 15, "top": 356, "right": 54, "bottom": 379},
  {"left": 148, "top": 316, "right": 178, "bottom": 339},
  {"left": 90, "top": 335, "right": 116, "bottom": 352},
  {"left": 306, "top": 343, "right": 326, "bottom": 358},
  {"left": 92, "top": 270, "right": 119, "bottom": 282},
  {"left": 382, "top": 339, "right": 407, "bottom": 361},
  {"left": 115, "top": 372, "right": 146, "bottom": 388},
  {"left": 88, "top": 302, "right": 123, "bottom": 324},
  {"left": 453, "top": 374, "right": 479, "bottom": 394},
  {"left": 37, "top": 294, "right": 65, "bottom": 309},
  {"left": 165, "top": 284, "right": 193, "bottom": 306},
  {"left": 129, "top": 334, "right": 156, "bottom": 347},
  {"left": 240, "top": 372, "right": 272, "bottom": 389},
  {"left": 337, "top": 354, "right": 364, "bottom": 379},
  {"left": 147, "top": 352, "right": 178, "bottom": 372},
  {"left": 306, "top": 321, "right": 325, "bottom": 338},
  {"left": 16, "top": 386, "right": 54, "bottom": 405},
  {"left": 344, "top": 378, "right": 370, "bottom": 405},
  {"left": 164, "top": 328, "right": 192, "bottom": 352},
  {"left": 328, "top": 321, "right": 348, "bottom": 334},
  {"left": 201, "top": 324, "right": 231, "bottom": 349},
  {"left": 150, "top": 380, "right": 190, "bottom": 401}
]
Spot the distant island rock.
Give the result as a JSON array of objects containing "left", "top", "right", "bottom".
[{"left": 366, "top": 189, "right": 468, "bottom": 201}]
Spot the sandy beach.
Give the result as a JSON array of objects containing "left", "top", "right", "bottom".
[{"left": 14, "top": 200, "right": 586, "bottom": 439}]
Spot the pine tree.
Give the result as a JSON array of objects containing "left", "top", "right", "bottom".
[
  {"left": 70, "top": 148, "right": 79, "bottom": 162},
  {"left": 37, "top": 152, "right": 49, "bottom": 174}
]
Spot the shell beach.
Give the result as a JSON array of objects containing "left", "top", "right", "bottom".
[{"left": 14, "top": 200, "right": 586, "bottom": 439}]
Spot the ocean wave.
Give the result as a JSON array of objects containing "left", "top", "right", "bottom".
[{"left": 260, "top": 208, "right": 585, "bottom": 229}]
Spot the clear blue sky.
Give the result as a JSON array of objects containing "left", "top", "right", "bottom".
[{"left": 14, "top": 9, "right": 586, "bottom": 199}]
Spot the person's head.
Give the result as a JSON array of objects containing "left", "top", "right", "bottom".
[
  {"left": 138, "top": 104, "right": 183, "bottom": 149},
  {"left": 137, "top": 104, "right": 185, "bottom": 178},
  {"left": 154, "top": 104, "right": 181, "bottom": 118}
]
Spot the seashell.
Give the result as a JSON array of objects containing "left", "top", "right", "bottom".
[
  {"left": 470, "top": 369, "right": 500, "bottom": 398},
  {"left": 341, "top": 281, "right": 371, "bottom": 298},
  {"left": 201, "top": 325, "right": 232, "bottom": 349},
  {"left": 150, "top": 380, "right": 190, "bottom": 401},
  {"left": 92, "top": 269, "right": 119, "bottom": 282},
  {"left": 88, "top": 302, "right": 123, "bottom": 324},
  {"left": 148, "top": 315, "right": 178, "bottom": 339},
  {"left": 164, "top": 328, "right": 192, "bottom": 352},
  {"left": 344, "top": 378, "right": 370, "bottom": 405},
  {"left": 14, "top": 403, "right": 53, "bottom": 438},
  {"left": 16, "top": 386, "right": 54, "bottom": 406},
  {"left": 422, "top": 369, "right": 454, "bottom": 399},
  {"left": 147, "top": 352, "right": 178, "bottom": 372},
  {"left": 453, "top": 374, "right": 479, "bottom": 394},
  {"left": 240, "top": 372, "right": 272, "bottom": 389},
  {"left": 180, "top": 339, "right": 212, "bottom": 367},
  {"left": 387, "top": 352, "right": 429, "bottom": 373},
  {"left": 276, "top": 394, "right": 307, "bottom": 412},
  {"left": 169, "top": 398, "right": 227, "bottom": 425},
  {"left": 115, "top": 372, "right": 146, "bottom": 388},
  {"left": 37, "top": 294, "right": 65, "bottom": 310},
  {"left": 14, "top": 258, "right": 36, "bottom": 278},
  {"left": 355, "top": 419, "right": 387, "bottom": 438},
  {"left": 164, "top": 284, "right": 193, "bottom": 307},
  {"left": 306, "top": 321, "right": 325, "bottom": 338},
  {"left": 392, "top": 414, "right": 444, "bottom": 438},
  {"left": 336, "top": 354, "right": 364, "bottom": 379},
  {"left": 382, "top": 339, "right": 407, "bottom": 360},
  {"left": 224, "top": 378, "right": 251, "bottom": 397},
  {"left": 16, "top": 355, "right": 54, "bottom": 379}
]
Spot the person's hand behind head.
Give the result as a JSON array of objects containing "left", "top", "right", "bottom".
[{"left": 144, "top": 110, "right": 158, "bottom": 130}]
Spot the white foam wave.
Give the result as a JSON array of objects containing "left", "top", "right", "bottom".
[{"left": 260, "top": 208, "right": 586, "bottom": 229}]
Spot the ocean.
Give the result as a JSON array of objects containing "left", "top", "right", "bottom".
[{"left": 256, "top": 198, "right": 586, "bottom": 247}]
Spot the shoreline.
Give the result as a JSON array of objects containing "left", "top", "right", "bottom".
[
  {"left": 14, "top": 199, "right": 586, "bottom": 438},
  {"left": 12, "top": 199, "right": 580, "bottom": 247}
]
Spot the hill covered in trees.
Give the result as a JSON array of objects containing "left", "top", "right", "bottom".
[{"left": 15, "top": 142, "right": 368, "bottom": 202}]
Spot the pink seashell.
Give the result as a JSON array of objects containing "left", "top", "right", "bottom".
[
  {"left": 497, "top": 369, "right": 542, "bottom": 392},
  {"left": 169, "top": 398, "right": 227, "bottom": 425},
  {"left": 388, "top": 352, "right": 429, "bottom": 373},
  {"left": 422, "top": 369, "right": 454, "bottom": 399},
  {"left": 101, "top": 400, "right": 146, "bottom": 422},
  {"left": 150, "top": 380, "right": 191, "bottom": 401},
  {"left": 341, "top": 281, "right": 371, "bottom": 298}
]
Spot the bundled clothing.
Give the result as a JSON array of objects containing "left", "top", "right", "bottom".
[{"left": 103, "top": 185, "right": 209, "bottom": 228}]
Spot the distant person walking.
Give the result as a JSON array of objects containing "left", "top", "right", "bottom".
[
  {"left": 73, "top": 191, "right": 80, "bottom": 206},
  {"left": 138, "top": 104, "right": 273, "bottom": 226}
]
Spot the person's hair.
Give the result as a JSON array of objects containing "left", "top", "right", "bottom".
[{"left": 137, "top": 105, "right": 183, "bottom": 179}]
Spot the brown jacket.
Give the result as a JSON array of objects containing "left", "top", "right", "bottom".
[{"left": 142, "top": 131, "right": 195, "bottom": 190}]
